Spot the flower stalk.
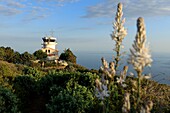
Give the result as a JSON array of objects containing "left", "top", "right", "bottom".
[
  {"left": 128, "top": 17, "right": 152, "bottom": 109},
  {"left": 111, "top": 3, "right": 127, "bottom": 72}
]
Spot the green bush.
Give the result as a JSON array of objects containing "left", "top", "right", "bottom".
[
  {"left": 23, "top": 67, "right": 45, "bottom": 80},
  {"left": 13, "top": 76, "right": 37, "bottom": 98},
  {"left": 0, "top": 61, "right": 22, "bottom": 89},
  {"left": 59, "top": 48, "right": 77, "bottom": 63},
  {"left": 0, "top": 86, "right": 19, "bottom": 113},
  {"left": 46, "top": 83, "right": 94, "bottom": 113},
  {"left": 33, "top": 50, "right": 47, "bottom": 60},
  {"left": 38, "top": 71, "right": 98, "bottom": 96}
]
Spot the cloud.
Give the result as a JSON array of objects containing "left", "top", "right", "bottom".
[
  {"left": 6, "top": 1, "right": 25, "bottom": 8},
  {"left": 83, "top": 0, "right": 170, "bottom": 18},
  {"left": 0, "top": 0, "right": 25, "bottom": 16},
  {"left": 36, "top": 0, "right": 80, "bottom": 6},
  {"left": 23, "top": 14, "right": 48, "bottom": 22},
  {"left": 56, "top": 0, "right": 80, "bottom": 6},
  {"left": 22, "top": 0, "right": 80, "bottom": 21},
  {"left": 0, "top": 0, "right": 80, "bottom": 21},
  {"left": 23, "top": 6, "right": 49, "bottom": 21},
  {"left": 0, "top": 4, "right": 21, "bottom": 16},
  {"left": 37, "top": 0, "right": 79, "bottom": 3}
]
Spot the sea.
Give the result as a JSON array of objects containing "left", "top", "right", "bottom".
[{"left": 76, "top": 52, "right": 170, "bottom": 85}]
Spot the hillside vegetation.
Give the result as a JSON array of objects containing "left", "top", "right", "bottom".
[{"left": 0, "top": 59, "right": 169, "bottom": 113}]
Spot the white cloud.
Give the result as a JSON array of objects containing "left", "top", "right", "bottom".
[
  {"left": 23, "top": 0, "right": 80, "bottom": 21},
  {"left": 40, "top": 0, "right": 80, "bottom": 7},
  {"left": 0, "top": 0, "right": 80, "bottom": 21},
  {"left": 35, "top": 0, "right": 79, "bottom": 6},
  {"left": 23, "top": 6, "right": 49, "bottom": 21},
  {"left": 0, "top": 0, "right": 25, "bottom": 16},
  {"left": 0, "top": 4, "right": 21, "bottom": 16},
  {"left": 6, "top": 1, "right": 25, "bottom": 8},
  {"left": 83, "top": 0, "right": 170, "bottom": 18}
]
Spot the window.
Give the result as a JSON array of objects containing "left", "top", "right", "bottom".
[{"left": 48, "top": 50, "right": 50, "bottom": 53}]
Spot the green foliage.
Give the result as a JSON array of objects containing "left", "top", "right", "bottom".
[
  {"left": 44, "top": 61, "right": 57, "bottom": 67},
  {"left": 12, "top": 52, "right": 22, "bottom": 64},
  {"left": 13, "top": 76, "right": 37, "bottom": 98},
  {"left": 0, "top": 86, "right": 19, "bottom": 113},
  {"left": 11, "top": 71, "right": 98, "bottom": 112},
  {"left": 13, "top": 75, "right": 37, "bottom": 112},
  {"left": 1, "top": 65, "right": 169, "bottom": 113},
  {"left": 33, "top": 50, "right": 47, "bottom": 60},
  {"left": 66, "top": 63, "right": 89, "bottom": 72},
  {"left": 46, "top": 83, "right": 94, "bottom": 113},
  {"left": 0, "top": 61, "right": 21, "bottom": 89},
  {"left": 0, "top": 46, "right": 15, "bottom": 62},
  {"left": 23, "top": 67, "right": 45, "bottom": 80},
  {"left": 20, "top": 52, "right": 35, "bottom": 65},
  {"left": 38, "top": 71, "right": 98, "bottom": 96},
  {"left": 0, "top": 47, "right": 5, "bottom": 60},
  {"left": 59, "top": 48, "right": 77, "bottom": 63}
]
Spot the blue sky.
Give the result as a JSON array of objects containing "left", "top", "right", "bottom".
[{"left": 0, "top": 0, "right": 170, "bottom": 54}]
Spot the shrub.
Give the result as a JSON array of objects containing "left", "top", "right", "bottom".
[
  {"left": 13, "top": 75, "right": 37, "bottom": 112},
  {"left": 38, "top": 71, "right": 98, "bottom": 97},
  {"left": 0, "top": 61, "right": 21, "bottom": 89},
  {"left": 33, "top": 50, "right": 47, "bottom": 60},
  {"left": 46, "top": 83, "right": 94, "bottom": 113},
  {"left": 59, "top": 48, "right": 77, "bottom": 63},
  {"left": 23, "top": 67, "right": 45, "bottom": 80},
  {"left": 0, "top": 86, "right": 19, "bottom": 113}
]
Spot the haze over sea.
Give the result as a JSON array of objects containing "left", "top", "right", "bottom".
[{"left": 76, "top": 52, "right": 170, "bottom": 85}]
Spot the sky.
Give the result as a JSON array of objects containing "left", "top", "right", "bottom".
[{"left": 0, "top": 0, "right": 170, "bottom": 54}]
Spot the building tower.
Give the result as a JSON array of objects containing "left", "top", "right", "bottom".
[{"left": 41, "top": 36, "right": 59, "bottom": 61}]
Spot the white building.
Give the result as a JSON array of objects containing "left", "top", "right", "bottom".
[{"left": 41, "top": 36, "right": 59, "bottom": 61}]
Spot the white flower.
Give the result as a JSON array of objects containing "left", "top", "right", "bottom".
[
  {"left": 129, "top": 72, "right": 134, "bottom": 77},
  {"left": 128, "top": 17, "right": 152, "bottom": 73},
  {"left": 116, "top": 75, "right": 127, "bottom": 87},
  {"left": 117, "top": 66, "right": 128, "bottom": 87},
  {"left": 100, "top": 58, "right": 115, "bottom": 79},
  {"left": 117, "top": 76, "right": 125, "bottom": 84},
  {"left": 95, "top": 84, "right": 110, "bottom": 100}
]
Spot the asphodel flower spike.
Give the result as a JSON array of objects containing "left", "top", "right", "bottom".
[
  {"left": 129, "top": 17, "right": 152, "bottom": 73},
  {"left": 111, "top": 2, "right": 127, "bottom": 71}
]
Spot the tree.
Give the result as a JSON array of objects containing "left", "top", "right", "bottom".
[
  {"left": 59, "top": 48, "right": 77, "bottom": 63},
  {"left": 20, "top": 52, "right": 35, "bottom": 65},
  {"left": 4, "top": 47, "right": 15, "bottom": 62},
  {"left": 10, "top": 52, "right": 22, "bottom": 64},
  {"left": 0, "top": 46, "right": 22, "bottom": 64},
  {"left": 0, "top": 46, "right": 16, "bottom": 62},
  {"left": 33, "top": 50, "right": 47, "bottom": 60},
  {"left": 0, "top": 47, "right": 5, "bottom": 60}
]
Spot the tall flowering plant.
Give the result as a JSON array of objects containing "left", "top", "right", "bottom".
[
  {"left": 95, "top": 3, "right": 128, "bottom": 112},
  {"left": 111, "top": 3, "right": 127, "bottom": 72},
  {"left": 128, "top": 17, "right": 153, "bottom": 109}
]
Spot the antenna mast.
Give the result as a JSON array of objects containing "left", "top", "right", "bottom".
[{"left": 50, "top": 29, "right": 55, "bottom": 37}]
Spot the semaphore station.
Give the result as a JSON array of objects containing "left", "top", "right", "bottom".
[{"left": 41, "top": 35, "right": 59, "bottom": 62}]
